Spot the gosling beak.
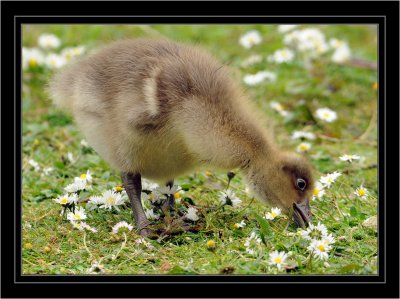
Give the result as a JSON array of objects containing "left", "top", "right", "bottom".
[{"left": 293, "top": 198, "right": 312, "bottom": 228}]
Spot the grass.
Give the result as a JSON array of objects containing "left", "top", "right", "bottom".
[{"left": 22, "top": 24, "right": 378, "bottom": 275}]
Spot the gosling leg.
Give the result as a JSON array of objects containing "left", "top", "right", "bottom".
[{"left": 121, "top": 172, "right": 152, "bottom": 237}]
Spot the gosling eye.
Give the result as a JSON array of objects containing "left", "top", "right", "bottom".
[{"left": 296, "top": 178, "right": 307, "bottom": 191}]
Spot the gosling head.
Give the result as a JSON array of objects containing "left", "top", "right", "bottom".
[{"left": 245, "top": 151, "right": 314, "bottom": 228}]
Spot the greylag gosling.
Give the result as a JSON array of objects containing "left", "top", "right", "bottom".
[{"left": 49, "top": 38, "right": 314, "bottom": 236}]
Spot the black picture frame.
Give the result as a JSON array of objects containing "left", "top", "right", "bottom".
[{"left": 2, "top": 1, "right": 399, "bottom": 298}]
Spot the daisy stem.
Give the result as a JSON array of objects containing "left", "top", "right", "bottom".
[
  {"left": 233, "top": 197, "right": 255, "bottom": 217},
  {"left": 303, "top": 251, "right": 313, "bottom": 271},
  {"left": 226, "top": 181, "right": 231, "bottom": 191},
  {"left": 113, "top": 232, "right": 127, "bottom": 261},
  {"left": 83, "top": 232, "right": 92, "bottom": 259},
  {"left": 283, "top": 207, "right": 295, "bottom": 231},
  {"left": 331, "top": 195, "right": 344, "bottom": 219}
]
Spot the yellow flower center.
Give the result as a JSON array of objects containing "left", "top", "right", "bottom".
[
  {"left": 107, "top": 197, "right": 115, "bottom": 205},
  {"left": 75, "top": 214, "right": 81, "bottom": 219},
  {"left": 207, "top": 240, "right": 215, "bottom": 248},
  {"left": 274, "top": 257, "right": 282, "bottom": 264},
  {"left": 29, "top": 58, "right": 38, "bottom": 67},
  {"left": 60, "top": 198, "right": 68, "bottom": 204},
  {"left": 373, "top": 82, "right": 378, "bottom": 91},
  {"left": 115, "top": 186, "right": 123, "bottom": 192},
  {"left": 234, "top": 223, "right": 240, "bottom": 229},
  {"left": 358, "top": 189, "right": 366, "bottom": 196},
  {"left": 299, "top": 144, "right": 308, "bottom": 150},
  {"left": 80, "top": 174, "right": 87, "bottom": 179},
  {"left": 323, "top": 112, "right": 330, "bottom": 118},
  {"left": 174, "top": 192, "right": 181, "bottom": 199},
  {"left": 248, "top": 36, "right": 256, "bottom": 43},
  {"left": 313, "top": 188, "right": 320, "bottom": 196},
  {"left": 318, "top": 244, "right": 325, "bottom": 252}
]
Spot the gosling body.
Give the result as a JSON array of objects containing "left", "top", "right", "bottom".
[{"left": 50, "top": 39, "right": 314, "bottom": 234}]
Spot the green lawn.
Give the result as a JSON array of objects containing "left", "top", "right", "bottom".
[{"left": 22, "top": 24, "right": 378, "bottom": 275}]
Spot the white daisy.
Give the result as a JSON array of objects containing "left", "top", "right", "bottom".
[
  {"left": 173, "top": 189, "right": 185, "bottom": 203},
  {"left": 86, "top": 196, "right": 105, "bottom": 210},
  {"left": 154, "top": 185, "right": 181, "bottom": 195},
  {"left": 329, "top": 38, "right": 347, "bottom": 49},
  {"left": 269, "top": 250, "right": 288, "bottom": 270},
  {"left": 354, "top": 185, "right": 369, "bottom": 200},
  {"left": 67, "top": 206, "right": 87, "bottom": 221},
  {"left": 65, "top": 153, "right": 74, "bottom": 163},
  {"left": 278, "top": 25, "right": 298, "bottom": 33},
  {"left": 61, "top": 46, "right": 85, "bottom": 61},
  {"left": 319, "top": 171, "right": 341, "bottom": 188},
  {"left": 70, "top": 220, "right": 85, "bottom": 231},
  {"left": 99, "top": 190, "right": 126, "bottom": 210},
  {"left": 145, "top": 208, "right": 160, "bottom": 220},
  {"left": 315, "top": 107, "right": 337, "bottom": 123},
  {"left": 300, "top": 221, "right": 328, "bottom": 241},
  {"left": 141, "top": 179, "right": 159, "bottom": 191},
  {"left": 269, "top": 101, "right": 289, "bottom": 117},
  {"left": 149, "top": 192, "right": 163, "bottom": 205},
  {"left": 308, "top": 239, "right": 331, "bottom": 260},
  {"left": 268, "top": 48, "right": 295, "bottom": 64},
  {"left": 53, "top": 193, "right": 78, "bottom": 206},
  {"left": 332, "top": 43, "right": 351, "bottom": 63},
  {"left": 79, "top": 170, "right": 93, "bottom": 183},
  {"left": 38, "top": 33, "right": 61, "bottom": 49},
  {"left": 185, "top": 207, "right": 199, "bottom": 221},
  {"left": 239, "top": 30, "right": 262, "bottom": 49},
  {"left": 140, "top": 192, "right": 152, "bottom": 204},
  {"left": 264, "top": 207, "right": 282, "bottom": 220},
  {"left": 42, "top": 167, "right": 53, "bottom": 175},
  {"left": 22, "top": 48, "right": 44, "bottom": 69},
  {"left": 291, "top": 131, "right": 316, "bottom": 140},
  {"left": 71, "top": 221, "right": 98, "bottom": 233},
  {"left": 28, "top": 159, "right": 40, "bottom": 171},
  {"left": 64, "top": 178, "right": 88, "bottom": 193},
  {"left": 321, "top": 233, "right": 336, "bottom": 246},
  {"left": 45, "top": 53, "right": 66, "bottom": 69},
  {"left": 233, "top": 220, "right": 246, "bottom": 229},
  {"left": 87, "top": 261, "right": 105, "bottom": 273},
  {"left": 80, "top": 139, "right": 90, "bottom": 148},
  {"left": 284, "top": 28, "right": 329, "bottom": 57},
  {"left": 241, "top": 54, "right": 263, "bottom": 67},
  {"left": 218, "top": 190, "right": 242, "bottom": 207},
  {"left": 244, "top": 232, "right": 262, "bottom": 255},
  {"left": 112, "top": 221, "right": 133, "bottom": 235},
  {"left": 296, "top": 142, "right": 312, "bottom": 153},
  {"left": 135, "top": 237, "right": 154, "bottom": 249},
  {"left": 339, "top": 154, "right": 361, "bottom": 163},
  {"left": 243, "top": 71, "right": 276, "bottom": 86},
  {"left": 312, "top": 182, "right": 326, "bottom": 201}
]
